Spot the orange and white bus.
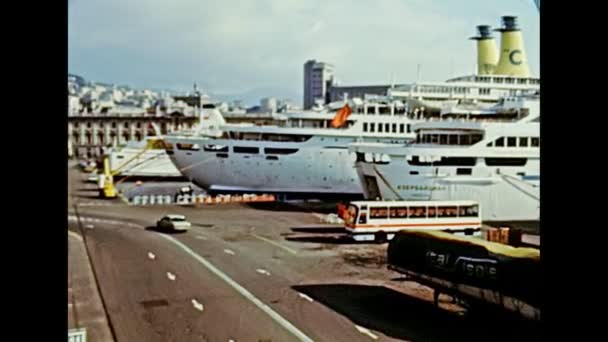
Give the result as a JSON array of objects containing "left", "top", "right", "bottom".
[{"left": 344, "top": 200, "right": 482, "bottom": 242}]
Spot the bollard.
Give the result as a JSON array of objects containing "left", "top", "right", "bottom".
[
  {"left": 132, "top": 196, "right": 142, "bottom": 206},
  {"left": 141, "top": 195, "right": 149, "bottom": 205},
  {"left": 499, "top": 227, "right": 510, "bottom": 244},
  {"left": 156, "top": 195, "right": 164, "bottom": 205},
  {"left": 508, "top": 227, "right": 523, "bottom": 247},
  {"left": 164, "top": 195, "right": 172, "bottom": 204},
  {"left": 149, "top": 195, "right": 156, "bottom": 205}
]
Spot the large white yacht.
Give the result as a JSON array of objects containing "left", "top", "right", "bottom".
[
  {"left": 350, "top": 94, "right": 540, "bottom": 224},
  {"left": 164, "top": 99, "right": 420, "bottom": 199}
]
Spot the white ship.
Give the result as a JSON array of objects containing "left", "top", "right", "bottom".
[
  {"left": 164, "top": 99, "right": 420, "bottom": 199},
  {"left": 350, "top": 94, "right": 539, "bottom": 224},
  {"left": 108, "top": 105, "right": 227, "bottom": 179},
  {"left": 107, "top": 137, "right": 183, "bottom": 178},
  {"left": 388, "top": 16, "right": 539, "bottom": 114}
]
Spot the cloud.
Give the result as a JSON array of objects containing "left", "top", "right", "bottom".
[{"left": 69, "top": 0, "right": 539, "bottom": 104}]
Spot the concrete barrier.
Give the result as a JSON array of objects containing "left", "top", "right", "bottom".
[{"left": 129, "top": 192, "right": 275, "bottom": 206}]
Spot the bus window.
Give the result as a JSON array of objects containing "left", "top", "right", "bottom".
[
  {"left": 390, "top": 207, "right": 408, "bottom": 218},
  {"left": 389, "top": 208, "right": 397, "bottom": 218},
  {"left": 410, "top": 206, "right": 427, "bottom": 219},
  {"left": 396, "top": 207, "right": 408, "bottom": 218},
  {"left": 378, "top": 208, "right": 388, "bottom": 218},
  {"left": 427, "top": 206, "right": 437, "bottom": 218},
  {"left": 370, "top": 207, "right": 388, "bottom": 219},
  {"left": 358, "top": 212, "right": 367, "bottom": 224},
  {"left": 461, "top": 205, "right": 479, "bottom": 217},
  {"left": 440, "top": 206, "right": 458, "bottom": 217}
]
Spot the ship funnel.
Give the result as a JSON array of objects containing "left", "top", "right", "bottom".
[
  {"left": 470, "top": 25, "right": 498, "bottom": 75},
  {"left": 493, "top": 16, "right": 531, "bottom": 77}
]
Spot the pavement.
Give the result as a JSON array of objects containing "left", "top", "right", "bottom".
[
  {"left": 68, "top": 164, "right": 540, "bottom": 342},
  {"left": 68, "top": 229, "right": 114, "bottom": 342}
]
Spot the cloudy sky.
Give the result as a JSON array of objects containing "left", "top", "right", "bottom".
[{"left": 68, "top": 0, "right": 539, "bottom": 105}]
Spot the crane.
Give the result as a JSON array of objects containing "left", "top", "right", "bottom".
[{"left": 98, "top": 124, "right": 165, "bottom": 198}]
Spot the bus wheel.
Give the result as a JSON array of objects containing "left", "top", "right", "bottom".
[{"left": 375, "top": 231, "right": 388, "bottom": 243}]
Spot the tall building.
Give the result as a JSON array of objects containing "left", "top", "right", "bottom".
[{"left": 303, "top": 60, "right": 334, "bottom": 109}]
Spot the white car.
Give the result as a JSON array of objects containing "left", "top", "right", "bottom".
[{"left": 157, "top": 214, "right": 191, "bottom": 232}]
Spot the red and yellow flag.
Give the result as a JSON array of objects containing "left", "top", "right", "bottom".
[{"left": 331, "top": 104, "right": 353, "bottom": 128}]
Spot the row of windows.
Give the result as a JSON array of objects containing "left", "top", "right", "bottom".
[
  {"left": 365, "top": 205, "right": 479, "bottom": 220},
  {"left": 71, "top": 122, "right": 175, "bottom": 130},
  {"left": 71, "top": 132, "right": 147, "bottom": 145},
  {"left": 417, "top": 134, "right": 483, "bottom": 146},
  {"left": 356, "top": 151, "right": 530, "bottom": 167},
  {"left": 355, "top": 106, "right": 404, "bottom": 115},
  {"left": 473, "top": 76, "right": 539, "bottom": 85},
  {"left": 487, "top": 136, "right": 540, "bottom": 148},
  {"left": 407, "top": 156, "right": 527, "bottom": 167},
  {"left": 363, "top": 122, "right": 410, "bottom": 134},
  {"left": 226, "top": 132, "right": 312, "bottom": 142},
  {"left": 216, "top": 153, "right": 284, "bottom": 162},
  {"left": 190, "top": 145, "right": 300, "bottom": 155}
]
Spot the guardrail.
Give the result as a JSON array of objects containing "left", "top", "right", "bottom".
[{"left": 129, "top": 193, "right": 276, "bottom": 206}]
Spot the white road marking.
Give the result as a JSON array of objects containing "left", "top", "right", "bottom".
[
  {"left": 256, "top": 269, "right": 271, "bottom": 276},
  {"left": 297, "top": 293, "right": 314, "bottom": 302},
  {"left": 224, "top": 249, "right": 235, "bottom": 255},
  {"left": 167, "top": 272, "right": 176, "bottom": 281},
  {"left": 251, "top": 233, "right": 298, "bottom": 255},
  {"left": 158, "top": 234, "right": 313, "bottom": 342},
  {"left": 85, "top": 224, "right": 94, "bottom": 229},
  {"left": 195, "top": 235, "right": 208, "bottom": 240},
  {"left": 191, "top": 299, "right": 204, "bottom": 312},
  {"left": 148, "top": 252, "right": 156, "bottom": 260},
  {"left": 67, "top": 231, "right": 83, "bottom": 242},
  {"left": 68, "top": 303, "right": 73, "bottom": 308},
  {"left": 355, "top": 325, "right": 378, "bottom": 340}
]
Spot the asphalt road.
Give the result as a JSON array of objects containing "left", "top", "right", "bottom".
[{"left": 68, "top": 165, "right": 540, "bottom": 342}]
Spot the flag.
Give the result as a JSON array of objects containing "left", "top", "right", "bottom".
[{"left": 331, "top": 104, "right": 353, "bottom": 128}]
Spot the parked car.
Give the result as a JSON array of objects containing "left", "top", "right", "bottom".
[{"left": 156, "top": 214, "right": 191, "bottom": 232}]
